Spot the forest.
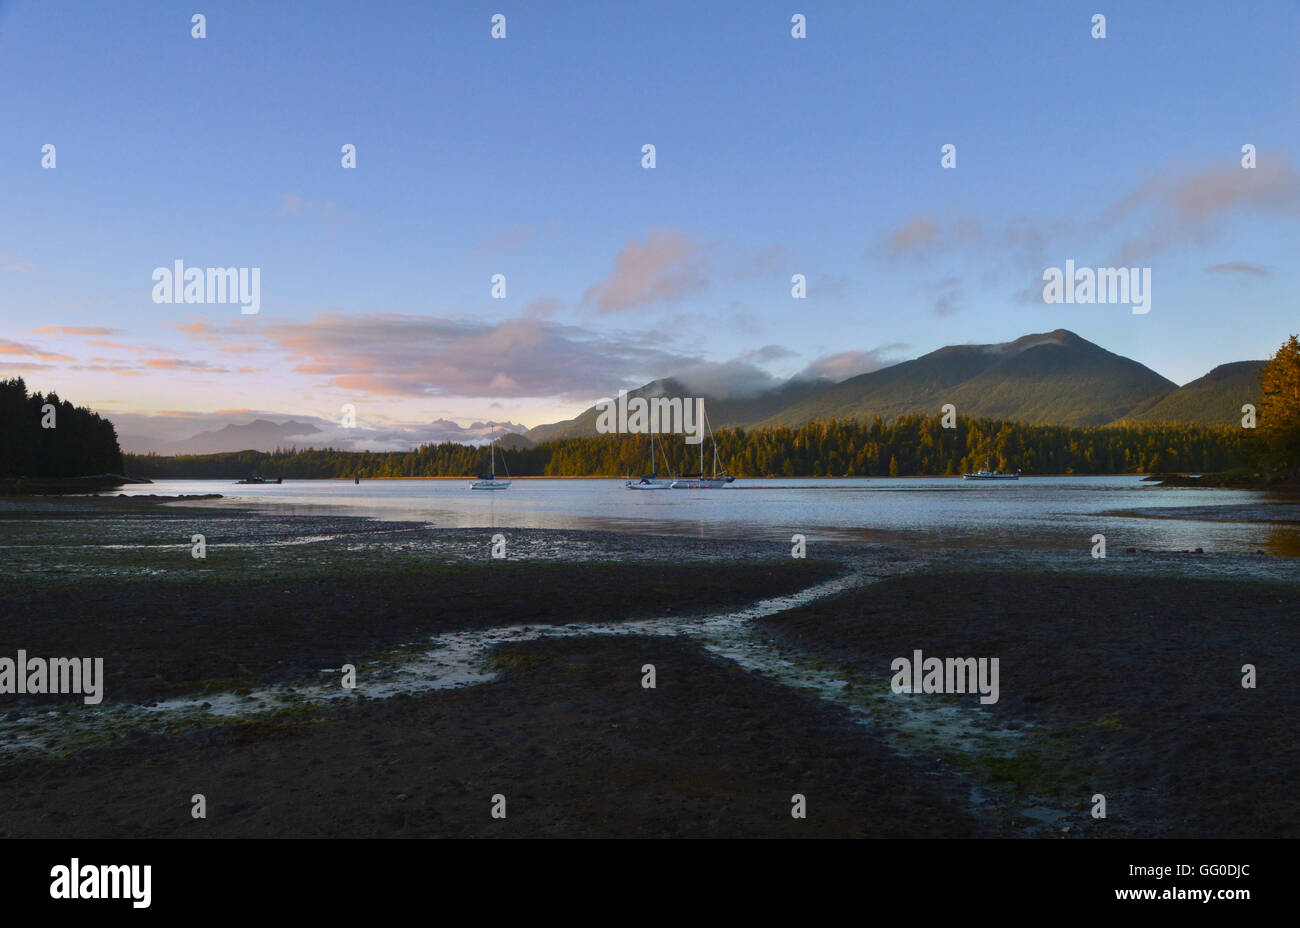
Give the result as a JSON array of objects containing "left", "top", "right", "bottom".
[
  {"left": 123, "top": 415, "right": 1251, "bottom": 479},
  {"left": 0, "top": 377, "right": 124, "bottom": 478}
]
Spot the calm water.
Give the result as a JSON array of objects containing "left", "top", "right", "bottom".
[{"left": 114, "top": 476, "right": 1300, "bottom": 556}]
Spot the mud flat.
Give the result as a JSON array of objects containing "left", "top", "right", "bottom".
[
  {"left": 756, "top": 570, "right": 1300, "bottom": 837},
  {"left": 0, "top": 635, "right": 994, "bottom": 838},
  {"left": 3, "top": 497, "right": 1294, "bottom": 838},
  {"left": 0, "top": 497, "right": 842, "bottom": 703}
]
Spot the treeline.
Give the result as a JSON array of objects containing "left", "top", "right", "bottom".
[
  {"left": 0, "top": 378, "right": 124, "bottom": 478},
  {"left": 124, "top": 415, "right": 1250, "bottom": 479}
]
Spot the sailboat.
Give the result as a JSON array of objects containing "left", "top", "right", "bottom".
[
  {"left": 671, "top": 405, "right": 735, "bottom": 489},
  {"left": 470, "top": 440, "right": 512, "bottom": 489},
  {"left": 625, "top": 434, "right": 673, "bottom": 489}
]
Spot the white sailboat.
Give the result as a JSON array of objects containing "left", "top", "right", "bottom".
[
  {"left": 625, "top": 434, "right": 673, "bottom": 489},
  {"left": 470, "top": 439, "right": 512, "bottom": 489},
  {"left": 671, "top": 405, "right": 735, "bottom": 489}
]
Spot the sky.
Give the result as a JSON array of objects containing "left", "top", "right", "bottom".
[{"left": 2, "top": 0, "right": 1298, "bottom": 449}]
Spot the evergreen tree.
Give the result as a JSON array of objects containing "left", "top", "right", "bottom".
[{"left": 1255, "top": 334, "right": 1300, "bottom": 473}]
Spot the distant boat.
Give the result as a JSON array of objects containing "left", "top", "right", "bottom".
[
  {"left": 671, "top": 404, "right": 735, "bottom": 489},
  {"left": 236, "top": 474, "right": 281, "bottom": 484},
  {"left": 626, "top": 435, "right": 673, "bottom": 489},
  {"left": 470, "top": 440, "right": 511, "bottom": 489},
  {"left": 963, "top": 459, "right": 1020, "bottom": 480}
]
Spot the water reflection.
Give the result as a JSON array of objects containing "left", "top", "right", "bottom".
[{"left": 111, "top": 476, "right": 1300, "bottom": 556}]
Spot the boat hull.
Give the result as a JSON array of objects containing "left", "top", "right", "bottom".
[{"left": 470, "top": 480, "right": 511, "bottom": 489}]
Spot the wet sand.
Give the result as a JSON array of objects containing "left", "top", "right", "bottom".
[
  {"left": 1, "top": 497, "right": 1296, "bottom": 837},
  {"left": 758, "top": 572, "right": 1300, "bottom": 837},
  {"left": 0, "top": 635, "right": 989, "bottom": 838},
  {"left": 1, "top": 557, "right": 838, "bottom": 704}
]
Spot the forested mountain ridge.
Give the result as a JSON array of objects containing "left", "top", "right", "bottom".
[{"left": 524, "top": 329, "right": 1256, "bottom": 439}]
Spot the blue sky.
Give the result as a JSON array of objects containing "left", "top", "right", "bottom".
[{"left": 2, "top": 0, "right": 1298, "bottom": 447}]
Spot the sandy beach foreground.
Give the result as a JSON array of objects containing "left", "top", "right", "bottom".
[{"left": 0, "top": 497, "right": 1296, "bottom": 838}]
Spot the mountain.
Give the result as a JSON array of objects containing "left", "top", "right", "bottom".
[
  {"left": 759, "top": 330, "right": 1178, "bottom": 427},
  {"left": 524, "top": 377, "right": 829, "bottom": 443},
  {"left": 148, "top": 419, "right": 323, "bottom": 455},
  {"left": 525, "top": 330, "right": 1187, "bottom": 439},
  {"left": 1120, "top": 360, "right": 1265, "bottom": 426},
  {"left": 119, "top": 416, "right": 531, "bottom": 454},
  {"left": 495, "top": 431, "right": 535, "bottom": 450},
  {"left": 944, "top": 330, "right": 1180, "bottom": 426}
]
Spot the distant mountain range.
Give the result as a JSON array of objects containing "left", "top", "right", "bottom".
[
  {"left": 121, "top": 417, "right": 527, "bottom": 456},
  {"left": 115, "top": 330, "right": 1264, "bottom": 455},
  {"left": 523, "top": 330, "right": 1265, "bottom": 441},
  {"left": 123, "top": 419, "right": 323, "bottom": 456}
]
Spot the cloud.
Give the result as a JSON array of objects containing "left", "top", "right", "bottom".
[
  {"left": 142, "top": 358, "right": 230, "bottom": 372},
  {"left": 111, "top": 410, "right": 532, "bottom": 454},
  {"left": 874, "top": 216, "right": 982, "bottom": 261},
  {"left": 870, "top": 152, "right": 1299, "bottom": 290},
  {"left": 31, "top": 326, "right": 124, "bottom": 336},
  {"left": 189, "top": 311, "right": 702, "bottom": 401},
  {"left": 0, "top": 253, "right": 34, "bottom": 273},
  {"left": 583, "top": 229, "right": 712, "bottom": 312},
  {"left": 668, "top": 359, "right": 784, "bottom": 398},
  {"left": 90, "top": 339, "right": 175, "bottom": 356},
  {"left": 524, "top": 297, "right": 563, "bottom": 318},
  {"left": 739, "top": 344, "right": 800, "bottom": 365},
  {"left": 73, "top": 360, "right": 142, "bottom": 375},
  {"left": 1203, "top": 261, "right": 1271, "bottom": 277},
  {"left": 729, "top": 243, "right": 787, "bottom": 280},
  {"left": 279, "top": 194, "right": 354, "bottom": 230},
  {"left": 1104, "top": 153, "right": 1300, "bottom": 264},
  {"left": 466, "top": 224, "right": 535, "bottom": 262},
  {"left": 796, "top": 344, "right": 907, "bottom": 381},
  {"left": 0, "top": 337, "right": 74, "bottom": 362},
  {"left": 931, "top": 276, "right": 964, "bottom": 316},
  {"left": 878, "top": 217, "right": 942, "bottom": 257}
]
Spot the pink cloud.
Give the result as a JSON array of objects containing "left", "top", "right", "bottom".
[{"left": 583, "top": 229, "right": 712, "bottom": 312}]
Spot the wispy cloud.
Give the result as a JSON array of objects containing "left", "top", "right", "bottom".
[
  {"left": 738, "top": 344, "right": 799, "bottom": 365},
  {"left": 142, "top": 358, "right": 230, "bottom": 373},
  {"left": 1204, "top": 261, "right": 1271, "bottom": 277},
  {"left": 796, "top": 344, "right": 907, "bottom": 381},
  {"left": 0, "top": 253, "right": 34, "bottom": 273},
  {"left": 278, "top": 194, "right": 354, "bottom": 231},
  {"left": 931, "top": 276, "right": 964, "bottom": 316},
  {"left": 583, "top": 229, "right": 713, "bottom": 312},
  {"left": 184, "top": 311, "right": 702, "bottom": 401},
  {"left": 728, "top": 243, "right": 787, "bottom": 280},
  {"left": 31, "top": 326, "right": 124, "bottom": 336},
  {"left": 465, "top": 223, "right": 536, "bottom": 262},
  {"left": 871, "top": 151, "right": 1299, "bottom": 280},
  {"left": 0, "top": 337, "right": 74, "bottom": 362},
  {"left": 1104, "top": 152, "right": 1300, "bottom": 264}
]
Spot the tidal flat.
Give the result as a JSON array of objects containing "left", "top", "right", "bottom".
[{"left": 0, "top": 496, "right": 1295, "bottom": 838}]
